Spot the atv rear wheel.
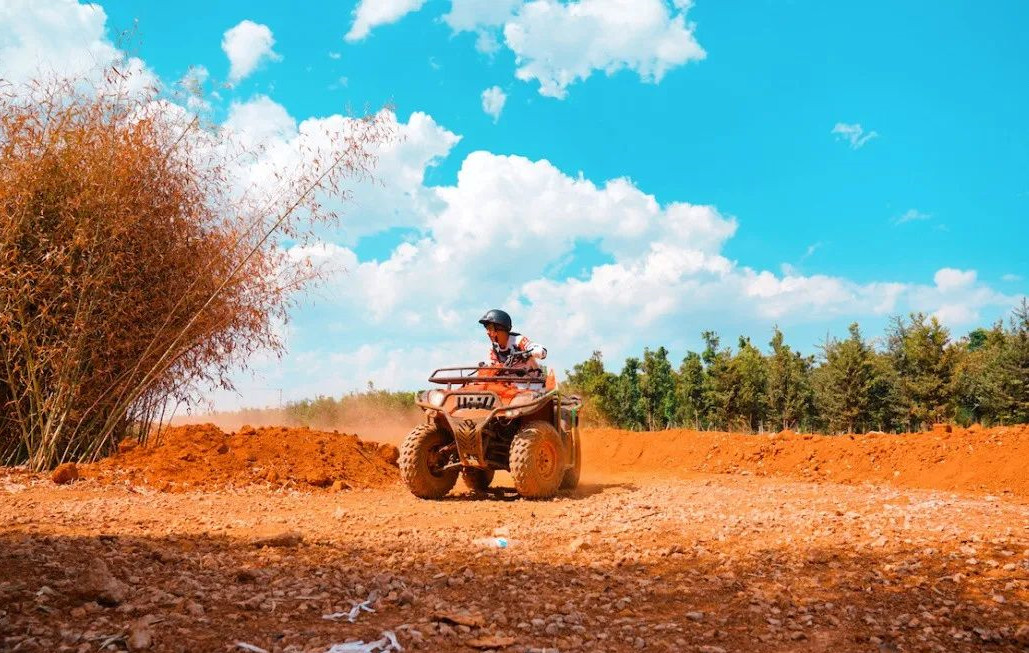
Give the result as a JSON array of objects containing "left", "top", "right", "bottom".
[
  {"left": 461, "top": 467, "right": 495, "bottom": 492},
  {"left": 399, "top": 424, "right": 459, "bottom": 499},
  {"left": 510, "top": 421, "right": 566, "bottom": 499},
  {"left": 559, "top": 426, "right": 581, "bottom": 490}
]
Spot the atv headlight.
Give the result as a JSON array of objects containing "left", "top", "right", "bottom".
[{"left": 426, "top": 389, "right": 446, "bottom": 406}]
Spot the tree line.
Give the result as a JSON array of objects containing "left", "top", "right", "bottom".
[{"left": 564, "top": 301, "right": 1029, "bottom": 433}]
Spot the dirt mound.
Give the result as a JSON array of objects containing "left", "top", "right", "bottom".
[
  {"left": 582, "top": 423, "right": 1029, "bottom": 497},
  {"left": 81, "top": 424, "right": 399, "bottom": 491},
  {"left": 173, "top": 406, "right": 422, "bottom": 446}
]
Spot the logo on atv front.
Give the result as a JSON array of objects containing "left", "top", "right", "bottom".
[{"left": 457, "top": 395, "right": 495, "bottom": 410}]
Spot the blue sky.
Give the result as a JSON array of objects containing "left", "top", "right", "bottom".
[{"left": 2, "top": 0, "right": 1027, "bottom": 408}]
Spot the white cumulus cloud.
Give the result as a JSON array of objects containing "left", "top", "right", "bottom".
[
  {"left": 442, "top": 0, "right": 706, "bottom": 98},
  {"left": 224, "top": 94, "right": 298, "bottom": 146},
  {"left": 224, "top": 101, "right": 461, "bottom": 246},
  {"left": 0, "top": 0, "right": 155, "bottom": 91},
  {"left": 345, "top": 0, "right": 428, "bottom": 42},
  {"left": 222, "top": 20, "right": 281, "bottom": 84},
  {"left": 504, "top": 0, "right": 706, "bottom": 98},
  {"left": 204, "top": 102, "right": 1020, "bottom": 406},
  {"left": 832, "top": 122, "right": 878, "bottom": 149},
  {"left": 915, "top": 268, "right": 1009, "bottom": 328},
  {"left": 342, "top": 0, "right": 708, "bottom": 97},
  {"left": 258, "top": 141, "right": 1015, "bottom": 394},
  {"left": 933, "top": 268, "right": 976, "bottom": 292},
  {"left": 481, "top": 85, "right": 507, "bottom": 121}
]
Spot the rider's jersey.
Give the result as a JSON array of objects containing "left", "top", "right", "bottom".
[{"left": 488, "top": 334, "right": 547, "bottom": 368}]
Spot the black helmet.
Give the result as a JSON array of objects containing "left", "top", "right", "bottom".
[{"left": 478, "top": 308, "right": 513, "bottom": 332}]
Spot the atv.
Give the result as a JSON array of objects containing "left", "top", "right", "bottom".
[{"left": 400, "top": 353, "right": 582, "bottom": 500}]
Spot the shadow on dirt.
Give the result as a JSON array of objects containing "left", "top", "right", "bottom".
[
  {"left": 568, "top": 481, "right": 638, "bottom": 498},
  {"left": 442, "top": 481, "right": 639, "bottom": 502},
  {"left": 443, "top": 487, "right": 522, "bottom": 502}
]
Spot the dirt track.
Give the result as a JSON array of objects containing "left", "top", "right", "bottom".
[{"left": 2, "top": 427, "right": 1028, "bottom": 652}]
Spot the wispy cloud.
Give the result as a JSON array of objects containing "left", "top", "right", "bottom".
[
  {"left": 894, "top": 208, "right": 931, "bottom": 225},
  {"left": 801, "top": 242, "right": 822, "bottom": 260},
  {"left": 832, "top": 122, "right": 878, "bottom": 149},
  {"left": 178, "top": 65, "right": 211, "bottom": 112},
  {"left": 1002, "top": 273, "right": 1023, "bottom": 282}
]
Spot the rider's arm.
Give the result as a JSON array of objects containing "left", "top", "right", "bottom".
[{"left": 516, "top": 335, "right": 547, "bottom": 360}]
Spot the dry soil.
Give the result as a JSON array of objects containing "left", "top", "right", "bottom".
[{"left": 1, "top": 425, "right": 1027, "bottom": 653}]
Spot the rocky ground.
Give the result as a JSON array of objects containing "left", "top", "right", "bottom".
[{"left": 2, "top": 463, "right": 1027, "bottom": 652}]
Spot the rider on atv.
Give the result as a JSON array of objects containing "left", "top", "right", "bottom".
[
  {"left": 478, "top": 308, "right": 547, "bottom": 370},
  {"left": 397, "top": 308, "right": 579, "bottom": 499}
]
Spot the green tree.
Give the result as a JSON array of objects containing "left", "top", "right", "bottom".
[
  {"left": 966, "top": 327, "right": 990, "bottom": 352},
  {"left": 866, "top": 351, "right": 904, "bottom": 432},
  {"left": 675, "top": 351, "right": 706, "bottom": 428},
  {"left": 641, "top": 346, "right": 677, "bottom": 429},
  {"left": 701, "top": 331, "right": 721, "bottom": 367},
  {"left": 565, "top": 351, "right": 619, "bottom": 424},
  {"left": 766, "top": 327, "right": 813, "bottom": 431},
  {"left": 887, "top": 314, "right": 957, "bottom": 429},
  {"left": 732, "top": 336, "right": 768, "bottom": 431},
  {"left": 615, "top": 357, "right": 647, "bottom": 430},
  {"left": 953, "top": 323, "right": 1008, "bottom": 425},
  {"left": 998, "top": 299, "right": 1029, "bottom": 423},
  {"left": 558, "top": 304, "right": 1029, "bottom": 434},
  {"left": 701, "top": 332, "right": 739, "bottom": 430},
  {"left": 814, "top": 323, "right": 875, "bottom": 433}
]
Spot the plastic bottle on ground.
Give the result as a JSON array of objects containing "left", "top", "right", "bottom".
[{"left": 474, "top": 537, "right": 512, "bottom": 549}]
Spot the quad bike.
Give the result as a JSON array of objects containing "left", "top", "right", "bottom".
[{"left": 400, "top": 352, "right": 582, "bottom": 500}]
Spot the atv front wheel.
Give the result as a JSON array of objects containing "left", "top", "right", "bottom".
[
  {"left": 399, "top": 424, "right": 459, "bottom": 499},
  {"left": 461, "top": 467, "right": 495, "bottom": 492},
  {"left": 559, "top": 426, "right": 581, "bottom": 490},
  {"left": 510, "top": 421, "right": 566, "bottom": 499}
]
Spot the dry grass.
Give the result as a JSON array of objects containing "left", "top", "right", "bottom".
[{"left": 0, "top": 70, "right": 396, "bottom": 469}]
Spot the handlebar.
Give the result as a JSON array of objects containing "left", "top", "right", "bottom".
[
  {"left": 507, "top": 349, "right": 533, "bottom": 362},
  {"left": 430, "top": 365, "right": 544, "bottom": 385}
]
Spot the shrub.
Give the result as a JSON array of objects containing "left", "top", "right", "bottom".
[{"left": 0, "top": 73, "right": 394, "bottom": 469}]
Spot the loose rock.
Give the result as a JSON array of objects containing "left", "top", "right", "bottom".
[
  {"left": 78, "top": 558, "right": 128, "bottom": 606},
  {"left": 51, "top": 463, "right": 79, "bottom": 485}
]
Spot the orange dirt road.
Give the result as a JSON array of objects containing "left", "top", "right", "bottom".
[{"left": 1, "top": 425, "right": 1027, "bottom": 652}]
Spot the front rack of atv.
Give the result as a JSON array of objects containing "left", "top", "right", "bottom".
[{"left": 427, "top": 365, "right": 547, "bottom": 388}]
